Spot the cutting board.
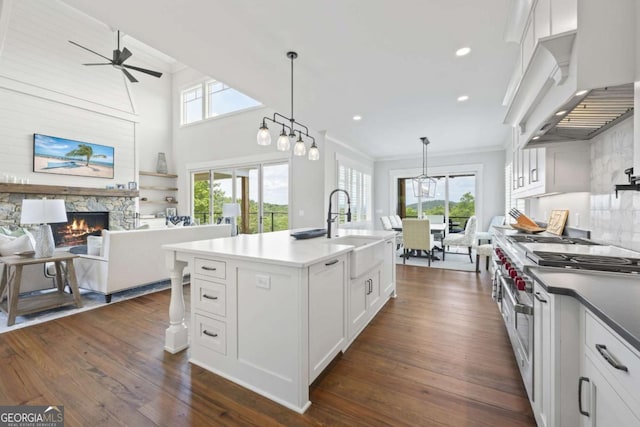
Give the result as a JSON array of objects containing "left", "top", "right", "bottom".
[{"left": 546, "top": 210, "right": 569, "bottom": 235}]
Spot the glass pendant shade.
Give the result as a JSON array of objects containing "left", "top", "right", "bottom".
[
  {"left": 308, "top": 142, "right": 320, "bottom": 161},
  {"left": 412, "top": 176, "right": 437, "bottom": 198},
  {"left": 257, "top": 124, "right": 271, "bottom": 146},
  {"left": 293, "top": 137, "right": 306, "bottom": 156},
  {"left": 276, "top": 129, "right": 290, "bottom": 151}
]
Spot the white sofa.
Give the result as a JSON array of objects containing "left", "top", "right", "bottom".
[{"left": 74, "top": 224, "right": 231, "bottom": 302}]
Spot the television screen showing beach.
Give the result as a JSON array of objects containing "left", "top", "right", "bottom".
[{"left": 33, "top": 134, "right": 114, "bottom": 178}]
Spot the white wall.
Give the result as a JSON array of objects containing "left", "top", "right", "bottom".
[
  {"left": 0, "top": 0, "right": 172, "bottom": 191},
  {"left": 172, "top": 67, "right": 326, "bottom": 229},
  {"left": 374, "top": 149, "right": 505, "bottom": 232}
]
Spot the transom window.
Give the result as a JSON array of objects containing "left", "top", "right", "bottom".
[{"left": 180, "top": 80, "right": 261, "bottom": 125}]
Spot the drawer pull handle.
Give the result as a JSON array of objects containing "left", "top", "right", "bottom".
[
  {"left": 578, "top": 376, "right": 590, "bottom": 417},
  {"left": 202, "top": 294, "right": 218, "bottom": 300},
  {"left": 534, "top": 292, "right": 547, "bottom": 303},
  {"left": 201, "top": 266, "right": 217, "bottom": 271},
  {"left": 595, "top": 344, "right": 628, "bottom": 372},
  {"left": 203, "top": 330, "right": 218, "bottom": 338},
  {"left": 325, "top": 259, "right": 339, "bottom": 266}
]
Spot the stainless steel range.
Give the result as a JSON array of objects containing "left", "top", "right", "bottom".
[{"left": 491, "top": 230, "right": 600, "bottom": 402}]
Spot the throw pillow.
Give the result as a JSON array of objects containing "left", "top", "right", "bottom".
[
  {"left": 0, "top": 234, "right": 34, "bottom": 256},
  {"left": 0, "top": 226, "right": 25, "bottom": 237}
]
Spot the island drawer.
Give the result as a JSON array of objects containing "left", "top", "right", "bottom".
[
  {"left": 193, "top": 278, "right": 226, "bottom": 317},
  {"left": 194, "top": 314, "right": 226, "bottom": 355},
  {"left": 194, "top": 258, "right": 226, "bottom": 280},
  {"left": 585, "top": 310, "right": 640, "bottom": 407}
]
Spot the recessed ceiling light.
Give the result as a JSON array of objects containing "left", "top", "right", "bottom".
[
  {"left": 353, "top": 115, "right": 362, "bottom": 121},
  {"left": 575, "top": 89, "right": 588, "bottom": 96},
  {"left": 555, "top": 110, "right": 567, "bottom": 116},
  {"left": 532, "top": 136, "right": 540, "bottom": 140},
  {"left": 456, "top": 47, "right": 471, "bottom": 57},
  {"left": 457, "top": 95, "right": 469, "bottom": 102}
]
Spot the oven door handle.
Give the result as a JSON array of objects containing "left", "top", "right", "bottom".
[{"left": 502, "top": 278, "right": 533, "bottom": 315}]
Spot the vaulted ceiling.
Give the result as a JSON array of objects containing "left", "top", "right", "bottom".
[{"left": 62, "top": 0, "right": 519, "bottom": 159}]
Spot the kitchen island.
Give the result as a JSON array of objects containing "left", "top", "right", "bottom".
[{"left": 162, "top": 229, "right": 397, "bottom": 413}]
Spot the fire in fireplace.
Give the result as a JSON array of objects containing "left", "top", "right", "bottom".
[{"left": 52, "top": 211, "right": 109, "bottom": 247}]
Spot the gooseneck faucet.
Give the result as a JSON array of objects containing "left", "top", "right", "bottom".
[{"left": 326, "top": 189, "right": 352, "bottom": 238}]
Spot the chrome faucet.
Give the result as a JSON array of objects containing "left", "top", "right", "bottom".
[{"left": 326, "top": 189, "right": 351, "bottom": 238}]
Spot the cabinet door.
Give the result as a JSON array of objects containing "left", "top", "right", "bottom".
[
  {"left": 309, "top": 258, "right": 346, "bottom": 381},
  {"left": 381, "top": 239, "right": 395, "bottom": 296},
  {"left": 349, "top": 275, "right": 368, "bottom": 340},
  {"left": 366, "top": 269, "right": 381, "bottom": 311},
  {"left": 534, "top": 283, "right": 553, "bottom": 427},
  {"left": 581, "top": 354, "right": 640, "bottom": 427}
]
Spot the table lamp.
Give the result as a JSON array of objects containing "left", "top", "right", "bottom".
[
  {"left": 20, "top": 198, "right": 67, "bottom": 258},
  {"left": 222, "top": 203, "right": 241, "bottom": 236}
]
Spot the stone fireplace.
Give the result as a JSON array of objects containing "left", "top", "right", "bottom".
[{"left": 51, "top": 211, "right": 109, "bottom": 247}]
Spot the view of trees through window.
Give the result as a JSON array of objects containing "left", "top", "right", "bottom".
[
  {"left": 400, "top": 174, "right": 476, "bottom": 229},
  {"left": 193, "top": 163, "right": 288, "bottom": 234}
]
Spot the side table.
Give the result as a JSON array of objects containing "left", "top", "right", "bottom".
[{"left": 0, "top": 251, "right": 83, "bottom": 326}]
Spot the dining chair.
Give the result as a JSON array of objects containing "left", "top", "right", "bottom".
[
  {"left": 401, "top": 218, "right": 435, "bottom": 266},
  {"left": 475, "top": 215, "right": 505, "bottom": 244},
  {"left": 380, "top": 216, "right": 403, "bottom": 250},
  {"left": 442, "top": 215, "right": 477, "bottom": 262},
  {"left": 389, "top": 215, "right": 402, "bottom": 229}
]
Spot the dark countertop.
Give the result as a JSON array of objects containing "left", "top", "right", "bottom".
[{"left": 528, "top": 267, "right": 640, "bottom": 352}]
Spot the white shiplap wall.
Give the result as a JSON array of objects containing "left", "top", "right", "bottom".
[{"left": 0, "top": 0, "right": 143, "bottom": 187}]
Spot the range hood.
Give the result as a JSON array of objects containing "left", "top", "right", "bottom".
[{"left": 526, "top": 83, "right": 635, "bottom": 146}]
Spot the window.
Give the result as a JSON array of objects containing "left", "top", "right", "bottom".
[
  {"left": 180, "top": 80, "right": 261, "bottom": 125},
  {"left": 181, "top": 85, "right": 203, "bottom": 124},
  {"left": 206, "top": 81, "right": 260, "bottom": 117},
  {"left": 337, "top": 162, "right": 371, "bottom": 223}
]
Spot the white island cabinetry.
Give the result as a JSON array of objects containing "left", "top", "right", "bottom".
[{"left": 163, "top": 229, "right": 396, "bottom": 413}]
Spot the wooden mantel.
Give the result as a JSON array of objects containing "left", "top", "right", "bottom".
[{"left": 0, "top": 183, "right": 139, "bottom": 197}]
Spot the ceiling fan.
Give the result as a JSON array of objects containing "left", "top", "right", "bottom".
[{"left": 69, "top": 30, "right": 163, "bottom": 83}]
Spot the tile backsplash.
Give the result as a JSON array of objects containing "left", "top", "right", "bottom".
[{"left": 590, "top": 117, "right": 640, "bottom": 252}]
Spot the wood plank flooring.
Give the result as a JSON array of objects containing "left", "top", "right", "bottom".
[{"left": 0, "top": 266, "right": 536, "bottom": 426}]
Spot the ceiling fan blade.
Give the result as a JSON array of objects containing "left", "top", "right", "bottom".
[
  {"left": 117, "top": 47, "right": 132, "bottom": 65},
  {"left": 122, "top": 64, "right": 163, "bottom": 78},
  {"left": 122, "top": 68, "right": 138, "bottom": 83},
  {"left": 83, "top": 63, "right": 112, "bottom": 66},
  {"left": 69, "top": 40, "right": 112, "bottom": 62}
]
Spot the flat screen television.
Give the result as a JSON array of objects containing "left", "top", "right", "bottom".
[{"left": 33, "top": 133, "right": 115, "bottom": 179}]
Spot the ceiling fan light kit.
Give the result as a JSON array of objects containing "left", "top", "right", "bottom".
[
  {"left": 69, "top": 30, "right": 163, "bottom": 83},
  {"left": 256, "top": 51, "right": 319, "bottom": 161}
]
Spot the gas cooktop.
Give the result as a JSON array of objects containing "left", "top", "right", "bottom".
[
  {"left": 508, "top": 235, "right": 599, "bottom": 245},
  {"left": 528, "top": 251, "right": 640, "bottom": 274}
]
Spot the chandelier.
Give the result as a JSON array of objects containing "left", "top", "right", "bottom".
[
  {"left": 256, "top": 51, "right": 319, "bottom": 161},
  {"left": 412, "top": 137, "right": 437, "bottom": 198}
]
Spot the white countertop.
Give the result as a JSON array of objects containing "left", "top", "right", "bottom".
[{"left": 163, "top": 229, "right": 396, "bottom": 268}]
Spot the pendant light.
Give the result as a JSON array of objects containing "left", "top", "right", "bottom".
[
  {"left": 412, "top": 137, "right": 437, "bottom": 198},
  {"left": 257, "top": 51, "right": 319, "bottom": 161}
]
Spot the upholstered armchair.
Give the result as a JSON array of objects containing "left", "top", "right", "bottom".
[
  {"left": 401, "top": 218, "right": 435, "bottom": 266},
  {"left": 442, "top": 216, "right": 477, "bottom": 262},
  {"left": 475, "top": 215, "right": 505, "bottom": 244}
]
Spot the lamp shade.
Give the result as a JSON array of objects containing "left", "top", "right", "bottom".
[
  {"left": 222, "top": 203, "right": 241, "bottom": 217},
  {"left": 20, "top": 199, "right": 67, "bottom": 224}
]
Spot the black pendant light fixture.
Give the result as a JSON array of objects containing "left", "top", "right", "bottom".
[
  {"left": 412, "top": 137, "right": 437, "bottom": 198},
  {"left": 256, "top": 51, "right": 319, "bottom": 161}
]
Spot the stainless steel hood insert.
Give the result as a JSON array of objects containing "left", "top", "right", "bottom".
[{"left": 528, "top": 83, "right": 634, "bottom": 145}]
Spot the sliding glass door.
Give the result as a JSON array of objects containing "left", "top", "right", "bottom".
[
  {"left": 192, "top": 161, "right": 289, "bottom": 234},
  {"left": 398, "top": 173, "right": 476, "bottom": 229}
]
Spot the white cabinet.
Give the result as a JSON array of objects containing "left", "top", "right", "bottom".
[
  {"left": 512, "top": 140, "right": 589, "bottom": 198},
  {"left": 348, "top": 263, "right": 382, "bottom": 342},
  {"left": 531, "top": 281, "right": 581, "bottom": 427},
  {"left": 381, "top": 238, "right": 396, "bottom": 297},
  {"left": 579, "top": 309, "right": 640, "bottom": 426},
  {"left": 309, "top": 257, "right": 347, "bottom": 382},
  {"left": 534, "top": 283, "right": 553, "bottom": 427},
  {"left": 550, "top": 0, "right": 577, "bottom": 35}
]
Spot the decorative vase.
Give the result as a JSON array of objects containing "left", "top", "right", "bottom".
[{"left": 156, "top": 152, "right": 168, "bottom": 174}]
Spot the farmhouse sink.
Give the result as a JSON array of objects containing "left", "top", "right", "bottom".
[{"left": 326, "top": 235, "right": 385, "bottom": 278}]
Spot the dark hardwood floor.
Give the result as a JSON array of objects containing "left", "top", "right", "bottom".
[{"left": 0, "top": 266, "right": 536, "bottom": 426}]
